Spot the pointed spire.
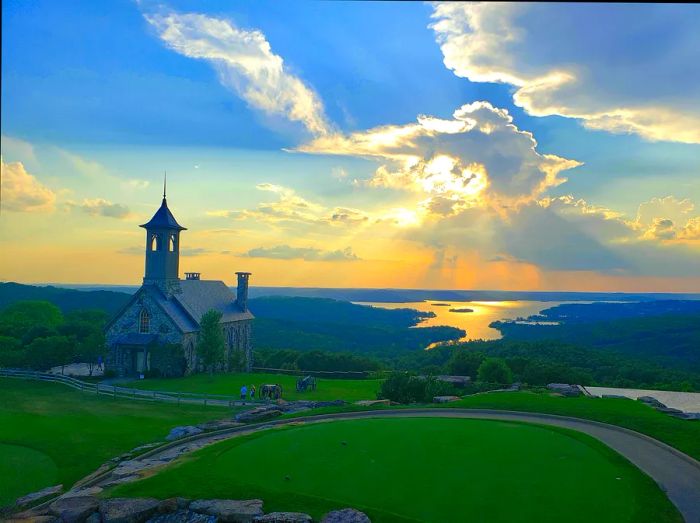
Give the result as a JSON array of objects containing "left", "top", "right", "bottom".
[{"left": 163, "top": 171, "right": 167, "bottom": 200}]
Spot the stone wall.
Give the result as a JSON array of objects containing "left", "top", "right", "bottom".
[
  {"left": 106, "top": 288, "right": 254, "bottom": 376},
  {"left": 105, "top": 289, "right": 183, "bottom": 377}
]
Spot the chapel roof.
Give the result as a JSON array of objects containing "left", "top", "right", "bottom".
[
  {"left": 172, "top": 279, "right": 254, "bottom": 326},
  {"left": 140, "top": 198, "right": 187, "bottom": 231}
]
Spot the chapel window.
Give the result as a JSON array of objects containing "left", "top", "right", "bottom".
[{"left": 139, "top": 308, "right": 151, "bottom": 334}]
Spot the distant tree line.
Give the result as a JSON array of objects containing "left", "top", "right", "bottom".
[{"left": 0, "top": 301, "right": 106, "bottom": 374}]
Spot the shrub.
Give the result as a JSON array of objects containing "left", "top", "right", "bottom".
[
  {"left": 24, "top": 335, "right": 75, "bottom": 371},
  {"left": 198, "top": 310, "right": 225, "bottom": 373},
  {"left": 149, "top": 343, "right": 187, "bottom": 377},
  {"left": 378, "top": 372, "right": 456, "bottom": 404},
  {"left": 446, "top": 349, "right": 484, "bottom": 377},
  {"left": 477, "top": 357, "right": 513, "bottom": 385}
]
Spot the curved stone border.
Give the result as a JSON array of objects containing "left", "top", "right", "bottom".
[{"left": 20, "top": 408, "right": 700, "bottom": 522}]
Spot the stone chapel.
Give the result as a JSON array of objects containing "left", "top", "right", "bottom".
[{"left": 105, "top": 188, "right": 253, "bottom": 377}]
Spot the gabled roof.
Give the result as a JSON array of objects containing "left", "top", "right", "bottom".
[
  {"left": 105, "top": 280, "right": 253, "bottom": 335},
  {"left": 140, "top": 198, "right": 186, "bottom": 231},
  {"left": 173, "top": 280, "right": 254, "bottom": 325}
]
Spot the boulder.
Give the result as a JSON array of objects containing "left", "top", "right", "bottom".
[
  {"left": 147, "top": 510, "right": 216, "bottom": 523},
  {"left": 235, "top": 407, "right": 282, "bottom": 423},
  {"left": 99, "top": 497, "right": 160, "bottom": 523},
  {"left": 6, "top": 516, "right": 58, "bottom": 523},
  {"left": 602, "top": 394, "right": 630, "bottom": 400},
  {"left": 321, "top": 509, "right": 371, "bottom": 523},
  {"left": 637, "top": 396, "right": 667, "bottom": 409},
  {"left": 432, "top": 395, "right": 460, "bottom": 403},
  {"left": 254, "top": 512, "right": 313, "bottom": 522},
  {"left": 86, "top": 513, "right": 102, "bottom": 523},
  {"left": 50, "top": 496, "right": 100, "bottom": 522},
  {"left": 60, "top": 487, "right": 104, "bottom": 499},
  {"left": 656, "top": 407, "right": 684, "bottom": 414},
  {"left": 157, "top": 498, "right": 191, "bottom": 514},
  {"left": 166, "top": 426, "right": 204, "bottom": 441},
  {"left": 15, "top": 484, "right": 63, "bottom": 506},
  {"left": 547, "top": 384, "right": 581, "bottom": 397},
  {"left": 10, "top": 507, "right": 54, "bottom": 521},
  {"left": 190, "top": 499, "right": 264, "bottom": 522}
]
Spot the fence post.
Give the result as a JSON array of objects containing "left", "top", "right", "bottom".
[
  {"left": 204, "top": 393, "right": 208, "bottom": 408},
  {"left": 177, "top": 392, "right": 181, "bottom": 407},
  {"left": 113, "top": 386, "right": 116, "bottom": 399}
]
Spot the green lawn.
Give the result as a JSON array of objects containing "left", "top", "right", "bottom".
[
  {"left": 285, "top": 391, "right": 700, "bottom": 462},
  {"left": 451, "top": 392, "right": 700, "bottom": 461},
  {"left": 0, "top": 378, "right": 228, "bottom": 508},
  {"left": 112, "top": 418, "right": 681, "bottom": 523},
  {"left": 120, "top": 372, "right": 382, "bottom": 402}
]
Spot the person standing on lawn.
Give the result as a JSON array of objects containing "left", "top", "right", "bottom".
[
  {"left": 240, "top": 384, "right": 247, "bottom": 400},
  {"left": 250, "top": 385, "right": 256, "bottom": 400}
]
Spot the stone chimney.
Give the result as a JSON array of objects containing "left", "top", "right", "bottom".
[{"left": 235, "top": 272, "right": 251, "bottom": 312}]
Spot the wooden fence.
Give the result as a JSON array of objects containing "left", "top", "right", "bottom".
[{"left": 0, "top": 368, "right": 243, "bottom": 408}]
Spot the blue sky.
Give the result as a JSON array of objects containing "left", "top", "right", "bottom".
[{"left": 1, "top": 1, "right": 699, "bottom": 290}]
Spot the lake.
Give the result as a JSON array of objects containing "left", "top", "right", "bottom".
[{"left": 354, "top": 300, "right": 580, "bottom": 342}]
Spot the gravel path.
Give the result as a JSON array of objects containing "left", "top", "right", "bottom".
[{"left": 77, "top": 409, "right": 700, "bottom": 523}]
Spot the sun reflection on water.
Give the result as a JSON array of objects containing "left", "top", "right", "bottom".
[{"left": 355, "top": 300, "right": 580, "bottom": 346}]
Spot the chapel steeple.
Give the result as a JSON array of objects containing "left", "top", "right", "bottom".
[{"left": 140, "top": 178, "right": 186, "bottom": 290}]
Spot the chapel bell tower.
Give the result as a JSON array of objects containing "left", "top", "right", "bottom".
[{"left": 140, "top": 178, "right": 186, "bottom": 289}]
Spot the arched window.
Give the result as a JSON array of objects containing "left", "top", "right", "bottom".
[
  {"left": 150, "top": 234, "right": 162, "bottom": 251},
  {"left": 139, "top": 308, "right": 150, "bottom": 334},
  {"left": 169, "top": 234, "right": 176, "bottom": 252}
]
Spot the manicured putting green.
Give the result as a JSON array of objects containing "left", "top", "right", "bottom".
[
  {"left": 121, "top": 372, "right": 382, "bottom": 402},
  {"left": 0, "top": 379, "right": 227, "bottom": 507},
  {"left": 0, "top": 444, "right": 58, "bottom": 507},
  {"left": 113, "top": 418, "right": 680, "bottom": 522}
]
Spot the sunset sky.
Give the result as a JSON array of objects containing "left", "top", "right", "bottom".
[{"left": 1, "top": 1, "right": 699, "bottom": 291}]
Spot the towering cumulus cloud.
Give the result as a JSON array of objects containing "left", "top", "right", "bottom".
[
  {"left": 145, "top": 11, "right": 330, "bottom": 136},
  {"left": 0, "top": 157, "right": 56, "bottom": 213},
  {"left": 431, "top": 3, "right": 700, "bottom": 144},
  {"left": 300, "top": 101, "right": 580, "bottom": 214}
]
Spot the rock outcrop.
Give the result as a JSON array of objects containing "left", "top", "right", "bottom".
[
  {"left": 166, "top": 426, "right": 204, "bottom": 441},
  {"left": 99, "top": 497, "right": 161, "bottom": 523},
  {"left": 49, "top": 496, "right": 100, "bottom": 522},
  {"left": 254, "top": 512, "right": 313, "bottom": 522},
  {"left": 189, "top": 499, "right": 264, "bottom": 522},
  {"left": 14, "top": 484, "right": 63, "bottom": 507},
  {"left": 321, "top": 508, "right": 371, "bottom": 523},
  {"left": 547, "top": 383, "right": 581, "bottom": 397}
]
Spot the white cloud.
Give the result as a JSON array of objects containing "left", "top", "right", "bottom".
[
  {"left": 209, "top": 183, "right": 370, "bottom": 229},
  {"left": 122, "top": 179, "right": 150, "bottom": 190},
  {"left": 0, "top": 157, "right": 56, "bottom": 212},
  {"left": 145, "top": 10, "right": 330, "bottom": 136},
  {"left": 299, "top": 101, "right": 581, "bottom": 214},
  {"left": 635, "top": 196, "right": 699, "bottom": 242},
  {"left": 68, "top": 198, "right": 131, "bottom": 219},
  {"left": 431, "top": 3, "right": 700, "bottom": 143},
  {"left": 244, "top": 245, "right": 359, "bottom": 261}
]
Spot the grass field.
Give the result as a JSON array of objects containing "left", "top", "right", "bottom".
[
  {"left": 285, "top": 391, "right": 700, "bottom": 461},
  {"left": 0, "top": 379, "right": 228, "bottom": 508},
  {"left": 112, "top": 417, "right": 681, "bottom": 523},
  {"left": 120, "top": 372, "right": 382, "bottom": 402},
  {"left": 452, "top": 392, "right": 700, "bottom": 461}
]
